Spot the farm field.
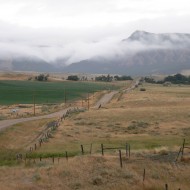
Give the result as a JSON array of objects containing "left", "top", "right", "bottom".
[
  {"left": 0, "top": 82, "right": 190, "bottom": 189},
  {"left": 0, "top": 79, "right": 126, "bottom": 119},
  {"left": 0, "top": 80, "right": 121, "bottom": 105}
]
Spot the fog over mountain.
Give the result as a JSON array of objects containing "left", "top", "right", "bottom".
[
  {"left": 65, "top": 31, "right": 190, "bottom": 75},
  {"left": 0, "top": 30, "right": 190, "bottom": 75}
]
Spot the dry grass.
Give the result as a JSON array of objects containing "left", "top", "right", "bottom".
[
  {"left": 0, "top": 155, "right": 190, "bottom": 190},
  {"left": 0, "top": 119, "right": 54, "bottom": 150},
  {"left": 0, "top": 82, "right": 190, "bottom": 189}
]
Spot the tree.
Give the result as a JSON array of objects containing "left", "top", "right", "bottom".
[
  {"left": 164, "top": 74, "right": 189, "bottom": 84},
  {"left": 114, "top": 75, "right": 133, "bottom": 81},
  {"left": 35, "top": 74, "right": 49, "bottom": 81},
  {"left": 67, "top": 75, "right": 79, "bottom": 81}
]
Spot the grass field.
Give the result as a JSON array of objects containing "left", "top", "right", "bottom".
[
  {"left": 0, "top": 80, "right": 121, "bottom": 105},
  {"left": 0, "top": 82, "right": 190, "bottom": 189}
]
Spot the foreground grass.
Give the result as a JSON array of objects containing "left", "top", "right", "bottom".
[{"left": 0, "top": 155, "right": 190, "bottom": 190}]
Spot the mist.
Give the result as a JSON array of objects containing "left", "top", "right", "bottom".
[{"left": 1, "top": 12, "right": 190, "bottom": 66}]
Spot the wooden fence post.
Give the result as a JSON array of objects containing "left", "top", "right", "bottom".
[
  {"left": 101, "top": 144, "right": 104, "bottom": 156},
  {"left": 165, "top": 184, "right": 168, "bottom": 190},
  {"left": 126, "top": 143, "right": 128, "bottom": 158},
  {"left": 66, "top": 151, "right": 68, "bottom": 161},
  {"left": 119, "top": 150, "right": 123, "bottom": 168},
  {"left": 52, "top": 156, "right": 54, "bottom": 164},
  {"left": 81, "top": 145, "right": 84, "bottom": 155},
  {"left": 143, "top": 168, "right": 146, "bottom": 182},
  {"left": 40, "top": 156, "right": 42, "bottom": 161},
  {"left": 25, "top": 154, "right": 27, "bottom": 165},
  {"left": 90, "top": 143, "right": 92, "bottom": 154},
  {"left": 129, "top": 144, "right": 131, "bottom": 158},
  {"left": 181, "top": 138, "right": 185, "bottom": 157}
]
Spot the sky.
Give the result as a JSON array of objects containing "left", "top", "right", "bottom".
[{"left": 0, "top": 0, "right": 190, "bottom": 64}]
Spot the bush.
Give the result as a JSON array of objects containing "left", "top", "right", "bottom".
[{"left": 140, "top": 88, "right": 146, "bottom": 91}]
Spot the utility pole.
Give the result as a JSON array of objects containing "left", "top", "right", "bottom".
[
  {"left": 88, "top": 93, "right": 90, "bottom": 110},
  {"left": 33, "top": 92, "right": 36, "bottom": 116},
  {"left": 64, "top": 89, "right": 66, "bottom": 104}
]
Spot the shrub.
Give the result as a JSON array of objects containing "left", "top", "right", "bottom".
[{"left": 140, "top": 88, "right": 146, "bottom": 91}]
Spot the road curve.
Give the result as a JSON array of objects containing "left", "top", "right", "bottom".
[
  {"left": 0, "top": 79, "right": 140, "bottom": 131},
  {"left": 0, "top": 107, "right": 75, "bottom": 131}
]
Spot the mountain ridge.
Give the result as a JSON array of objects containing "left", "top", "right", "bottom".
[{"left": 1, "top": 31, "right": 190, "bottom": 75}]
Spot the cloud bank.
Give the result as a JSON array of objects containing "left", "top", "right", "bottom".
[{"left": 0, "top": 0, "right": 190, "bottom": 65}]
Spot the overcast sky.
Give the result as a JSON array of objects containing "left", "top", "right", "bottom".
[{"left": 0, "top": 0, "right": 190, "bottom": 63}]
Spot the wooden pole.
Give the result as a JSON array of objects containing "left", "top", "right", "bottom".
[
  {"left": 119, "top": 150, "right": 123, "bottom": 168},
  {"left": 182, "top": 138, "right": 185, "bottom": 157},
  {"left": 101, "top": 144, "right": 104, "bottom": 156},
  {"left": 129, "top": 144, "right": 131, "bottom": 158},
  {"left": 143, "top": 168, "right": 146, "bottom": 182},
  {"left": 33, "top": 92, "right": 36, "bottom": 116},
  {"left": 81, "top": 145, "right": 84, "bottom": 155},
  {"left": 66, "top": 151, "right": 68, "bottom": 161},
  {"left": 90, "top": 143, "right": 92, "bottom": 154},
  {"left": 88, "top": 93, "right": 90, "bottom": 110},
  {"left": 64, "top": 89, "right": 66, "bottom": 104},
  {"left": 165, "top": 184, "right": 168, "bottom": 190},
  {"left": 126, "top": 143, "right": 128, "bottom": 158}
]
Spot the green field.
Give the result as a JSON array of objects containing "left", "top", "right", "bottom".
[{"left": 0, "top": 80, "right": 120, "bottom": 105}]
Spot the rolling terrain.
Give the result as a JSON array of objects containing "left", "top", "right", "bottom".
[{"left": 0, "top": 80, "right": 190, "bottom": 190}]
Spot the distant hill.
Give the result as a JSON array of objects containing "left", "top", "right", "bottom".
[
  {"left": 65, "top": 31, "right": 190, "bottom": 75},
  {"left": 0, "top": 56, "right": 56, "bottom": 72},
  {"left": 1, "top": 31, "right": 190, "bottom": 75}
]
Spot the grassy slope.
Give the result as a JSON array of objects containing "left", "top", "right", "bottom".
[{"left": 0, "top": 82, "right": 190, "bottom": 189}]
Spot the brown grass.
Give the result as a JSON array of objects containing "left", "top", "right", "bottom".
[
  {"left": 0, "top": 155, "right": 190, "bottom": 190},
  {"left": 0, "top": 82, "right": 190, "bottom": 189}
]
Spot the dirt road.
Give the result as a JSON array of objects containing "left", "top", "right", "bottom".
[
  {"left": 0, "top": 90, "right": 118, "bottom": 131},
  {"left": 94, "top": 91, "right": 118, "bottom": 109},
  {"left": 0, "top": 107, "right": 76, "bottom": 131},
  {"left": 0, "top": 80, "right": 139, "bottom": 131}
]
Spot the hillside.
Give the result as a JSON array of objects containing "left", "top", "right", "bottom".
[
  {"left": 1, "top": 31, "right": 190, "bottom": 75},
  {"left": 65, "top": 31, "right": 190, "bottom": 75}
]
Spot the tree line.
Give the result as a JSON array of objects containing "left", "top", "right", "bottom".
[
  {"left": 145, "top": 74, "right": 190, "bottom": 84},
  {"left": 67, "top": 74, "right": 133, "bottom": 82}
]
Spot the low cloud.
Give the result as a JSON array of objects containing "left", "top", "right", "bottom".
[{"left": 1, "top": 14, "right": 190, "bottom": 66}]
